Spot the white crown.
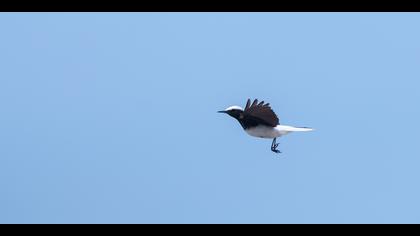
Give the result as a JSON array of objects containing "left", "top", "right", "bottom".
[{"left": 225, "top": 105, "right": 243, "bottom": 111}]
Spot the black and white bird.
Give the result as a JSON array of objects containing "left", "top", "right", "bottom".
[{"left": 218, "top": 98, "right": 313, "bottom": 153}]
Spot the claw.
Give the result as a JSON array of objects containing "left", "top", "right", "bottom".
[
  {"left": 271, "top": 138, "right": 281, "bottom": 153},
  {"left": 271, "top": 148, "right": 281, "bottom": 153}
]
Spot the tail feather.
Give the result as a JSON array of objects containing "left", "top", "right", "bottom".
[
  {"left": 292, "top": 127, "right": 314, "bottom": 132},
  {"left": 276, "top": 125, "right": 314, "bottom": 132}
]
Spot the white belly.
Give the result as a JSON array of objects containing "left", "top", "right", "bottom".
[
  {"left": 244, "top": 125, "right": 311, "bottom": 139},
  {"left": 245, "top": 125, "right": 283, "bottom": 139},
  {"left": 245, "top": 125, "right": 298, "bottom": 139}
]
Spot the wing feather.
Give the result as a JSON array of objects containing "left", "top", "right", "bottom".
[
  {"left": 251, "top": 99, "right": 258, "bottom": 107},
  {"left": 245, "top": 99, "right": 251, "bottom": 110},
  {"left": 243, "top": 99, "right": 279, "bottom": 127}
]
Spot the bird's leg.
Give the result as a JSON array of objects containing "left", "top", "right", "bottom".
[{"left": 271, "top": 138, "right": 281, "bottom": 153}]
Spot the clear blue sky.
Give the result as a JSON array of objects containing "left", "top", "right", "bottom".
[{"left": 1, "top": 13, "right": 420, "bottom": 223}]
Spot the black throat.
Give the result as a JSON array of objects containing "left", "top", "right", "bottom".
[{"left": 227, "top": 110, "right": 259, "bottom": 130}]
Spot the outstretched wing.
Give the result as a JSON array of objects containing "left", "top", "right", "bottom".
[{"left": 242, "top": 98, "right": 279, "bottom": 127}]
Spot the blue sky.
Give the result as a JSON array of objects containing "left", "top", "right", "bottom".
[{"left": 1, "top": 13, "right": 420, "bottom": 223}]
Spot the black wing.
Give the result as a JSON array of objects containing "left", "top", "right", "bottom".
[{"left": 242, "top": 98, "right": 279, "bottom": 127}]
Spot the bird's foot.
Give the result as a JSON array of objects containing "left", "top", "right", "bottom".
[
  {"left": 271, "top": 143, "right": 281, "bottom": 153},
  {"left": 272, "top": 149, "right": 281, "bottom": 153}
]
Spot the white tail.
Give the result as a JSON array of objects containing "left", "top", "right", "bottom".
[
  {"left": 289, "top": 127, "right": 314, "bottom": 132},
  {"left": 276, "top": 125, "right": 314, "bottom": 132}
]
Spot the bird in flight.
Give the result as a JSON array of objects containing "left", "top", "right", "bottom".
[{"left": 218, "top": 98, "right": 313, "bottom": 153}]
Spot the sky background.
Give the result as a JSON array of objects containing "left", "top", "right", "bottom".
[{"left": 1, "top": 13, "right": 420, "bottom": 223}]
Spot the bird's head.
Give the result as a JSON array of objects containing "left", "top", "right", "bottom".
[{"left": 218, "top": 105, "right": 243, "bottom": 119}]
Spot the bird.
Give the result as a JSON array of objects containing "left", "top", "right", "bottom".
[{"left": 218, "top": 98, "right": 313, "bottom": 153}]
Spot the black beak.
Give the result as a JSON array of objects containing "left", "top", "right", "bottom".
[{"left": 218, "top": 110, "right": 227, "bottom": 113}]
